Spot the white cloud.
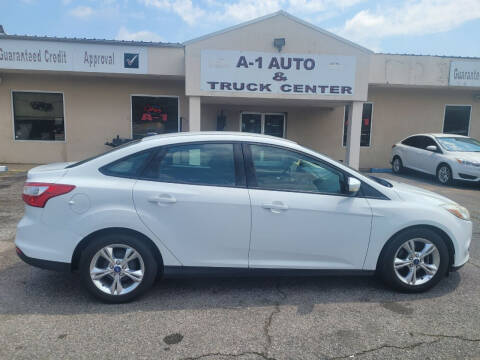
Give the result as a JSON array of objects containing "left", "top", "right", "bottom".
[
  {"left": 140, "top": 0, "right": 364, "bottom": 25},
  {"left": 141, "top": 0, "right": 206, "bottom": 25},
  {"left": 61, "top": 0, "right": 73, "bottom": 5},
  {"left": 116, "top": 26, "right": 163, "bottom": 42},
  {"left": 337, "top": 0, "right": 480, "bottom": 50},
  {"left": 69, "top": 6, "right": 95, "bottom": 19},
  {"left": 220, "top": 0, "right": 283, "bottom": 22}
]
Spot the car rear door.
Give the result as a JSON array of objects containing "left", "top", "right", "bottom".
[
  {"left": 244, "top": 143, "right": 373, "bottom": 270},
  {"left": 133, "top": 142, "right": 251, "bottom": 268}
]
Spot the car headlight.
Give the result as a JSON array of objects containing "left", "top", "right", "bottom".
[
  {"left": 456, "top": 159, "right": 480, "bottom": 167},
  {"left": 441, "top": 203, "right": 470, "bottom": 221}
]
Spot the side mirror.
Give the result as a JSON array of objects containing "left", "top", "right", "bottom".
[
  {"left": 347, "top": 177, "right": 361, "bottom": 195},
  {"left": 426, "top": 145, "right": 438, "bottom": 152}
]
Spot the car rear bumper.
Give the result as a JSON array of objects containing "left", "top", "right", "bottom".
[{"left": 16, "top": 246, "right": 70, "bottom": 272}]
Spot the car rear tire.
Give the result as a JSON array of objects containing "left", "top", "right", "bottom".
[
  {"left": 392, "top": 156, "right": 403, "bottom": 174},
  {"left": 378, "top": 228, "right": 449, "bottom": 293},
  {"left": 79, "top": 232, "right": 157, "bottom": 303},
  {"left": 437, "top": 164, "right": 453, "bottom": 185}
]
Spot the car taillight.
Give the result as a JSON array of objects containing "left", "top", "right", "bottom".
[{"left": 22, "top": 182, "right": 75, "bottom": 208}]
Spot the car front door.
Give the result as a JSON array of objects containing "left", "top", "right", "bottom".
[
  {"left": 408, "top": 136, "right": 440, "bottom": 175},
  {"left": 245, "top": 144, "right": 373, "bottom": 270},
  {"left": 133, "top": 142, "right": 251, "bottom": 268}
]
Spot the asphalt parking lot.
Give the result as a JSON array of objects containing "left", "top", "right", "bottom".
[{"left": 0, "top": 169, "right": 479, "bottom": 359}]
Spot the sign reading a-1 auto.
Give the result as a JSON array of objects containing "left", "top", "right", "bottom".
[
  {"left": 0, "top": 39, "right": 147, "bottom": 74},
  {"left": 201, "top": 50, "right": 356, "bottom": 96}
]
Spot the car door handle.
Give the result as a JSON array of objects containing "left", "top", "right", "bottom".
[
  {"left": 148, "top": 194, "right": 177, "bottom": 204},
  {"left": 262, "top": 201, "right": 288, "bottom": 212}
]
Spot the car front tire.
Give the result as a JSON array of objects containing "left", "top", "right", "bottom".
[
  {"left": 437, "top": 164, "right": 453, "bottom": 185},
  {"left": 79, "top": 232, "right": 158, "bottom": 303},
  {"left": 378, "top": 228, "right": 449, "bottom": 293}
]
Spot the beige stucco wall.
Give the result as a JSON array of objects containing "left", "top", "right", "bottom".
[
  {"left": 147, "top": 47, "right": 185, "bottom": 77},
  {"left": 369, "top": 54, "right": 451, "bottom": 86},
  {"left": 0, "top": 72, "right": 187, "bottom": 164},
  {"left": 185, "top": 14, "right": 370, "bottom": 102}
]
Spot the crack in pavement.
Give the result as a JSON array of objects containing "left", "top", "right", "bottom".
[
  {"left": 263, "top": 283, "right": 288, "bottom": 357},
  {"left": 180, "top": 351, "right": 277, "bottom": 360},
  {"left": 328, "top": 339, "right": 440, "bottom": 359},
  {"left": 413, "top": 332, "right": 480, "bottom": 342},
  {"left": 181, "top": 284, "right": 287, "bottom": 360},
  {"left": 468, "top": 261, "right": 480, "bottom": 269},
  {"left": 329, "top": 332, "right": 480, "bottom": 360}
]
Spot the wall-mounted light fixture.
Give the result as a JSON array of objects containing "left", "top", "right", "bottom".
[{"left": 273, "top": 38, "right": 285, "bottom": 52}]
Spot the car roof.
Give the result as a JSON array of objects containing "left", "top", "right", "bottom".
[
  {"left": 403, "top": 133, "right": 469, "bottom": 139},
  {"left": 141, "top": 131, "right": 298, "bottom": 145}
]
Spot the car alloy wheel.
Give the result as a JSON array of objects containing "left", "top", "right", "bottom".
[
  {"left": 89, "top": 244, "right": 145, "bottom": 296},
  {"left": 437, "top": 165, "right": 451, "bottom": 185},
  {"left": 392, "top": 158, "right": 402, "bottom": 173},
  {"left": 393, "top": 238, "right": 440, "bottom": 286}
]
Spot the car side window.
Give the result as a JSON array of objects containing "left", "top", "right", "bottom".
[
  {"left": 423, "top": 137, "right": 436, "bottom": 149},
  {"left": 249, "top": 144, "right": 346, "bottom": 194},
  {"left": 100, "top": 150, "right": 153, "bottom": 178},
  {"left": 142, "top": 143, "right": 237, "bottom": 187},
  {"left": 402, "top": 136, "right": 420, "bottom": 148}
]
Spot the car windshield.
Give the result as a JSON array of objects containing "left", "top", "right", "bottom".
[
  {"left": 436, "top": 137, "right": 480, "bottom": 152},
  {"left": 368, "top": 176, "right": 393, "bottom": 187}
]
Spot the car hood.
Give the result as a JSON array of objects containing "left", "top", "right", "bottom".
[{"left": 387, "top": 179, "right": 457, "bottom": 206}]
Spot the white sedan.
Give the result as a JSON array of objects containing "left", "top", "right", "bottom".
[
  {"left": 392, "top": 133, "right": 480, "bottom": 185},
  {"left": 16, "top": 132, "right": 471, "bottom": 302}
]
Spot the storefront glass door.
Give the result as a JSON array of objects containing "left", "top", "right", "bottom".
[{"left": 240, "top": 112, "right": 285, "bottom": 138}]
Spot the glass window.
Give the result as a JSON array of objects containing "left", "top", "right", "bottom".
[
  {"left": 342, "top": 103, "right": 373, "bottom": 147},
  {"left": 443, "top": 105, "right": 471, "bottom": 136},
  {"left": 143, "top": 143, "right": 236, "bottom": 186},
  {"left": 436, "top": 137, "right": 480, "bottom": 152},
  {"left": 422, "top": 136, "right": 437, "bottom": 149},
  {"left": 132, "top": 96, "right": 178, "bottom": 139},
  {"left": 264, "top": 114, "right": 285, "bottom": 137},
  {"left": 402, "top": 136, "right": 421, "bottom": 148},
  {"left": 101, "top": 150, "right": 153, "bottom": 177},
  {"left": 12, "top": 91, "right": 65, "bottom": 141},
  {"left": 250, "top": 144, "right": 346, "bottom": 194},
  {"left": 241, "top": 112, "right": 285, "bottom": 137},
  {"left": 241, "top": 113, "right": 261, "bottom": 134}
]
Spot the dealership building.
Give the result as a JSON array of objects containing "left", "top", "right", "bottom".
[{"left": 0, "top": 11, "right": 479, "bottom": 170}]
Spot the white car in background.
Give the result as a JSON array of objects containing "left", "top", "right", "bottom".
[
  {"left": 15, "top": 132, "right": 471, "bottom": 303},
  {"left": 392, "top": 133, "right": 480, "bottom": 185}
]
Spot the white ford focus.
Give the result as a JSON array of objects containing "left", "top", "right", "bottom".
[
  {"left": 392, "top": 133, "right": 480, "bottom": 185},
  {"left": 16, "top": 132, "right": 471, "bottom": 302}
]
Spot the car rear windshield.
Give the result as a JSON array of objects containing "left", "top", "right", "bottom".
[
  {"left": 436, "top": 137, "right": 480, "bottom": 152},
  {"left": 66, "top": 140, "right": 141, "bottom": 168}
]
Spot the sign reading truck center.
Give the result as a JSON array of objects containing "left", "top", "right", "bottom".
[
  {"left": 0, "top": 39, "right": 147, "bottom": 74},
  {"left": 201, "top": 50, "right": 356, "bottom": 96}
]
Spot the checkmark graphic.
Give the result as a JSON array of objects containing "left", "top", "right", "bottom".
[
  {"left": 124, "top": 53, "right": 139, "bottom": 68},
  {"left": 127, "top": 55, "right": 138, "bottom": 66}
]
